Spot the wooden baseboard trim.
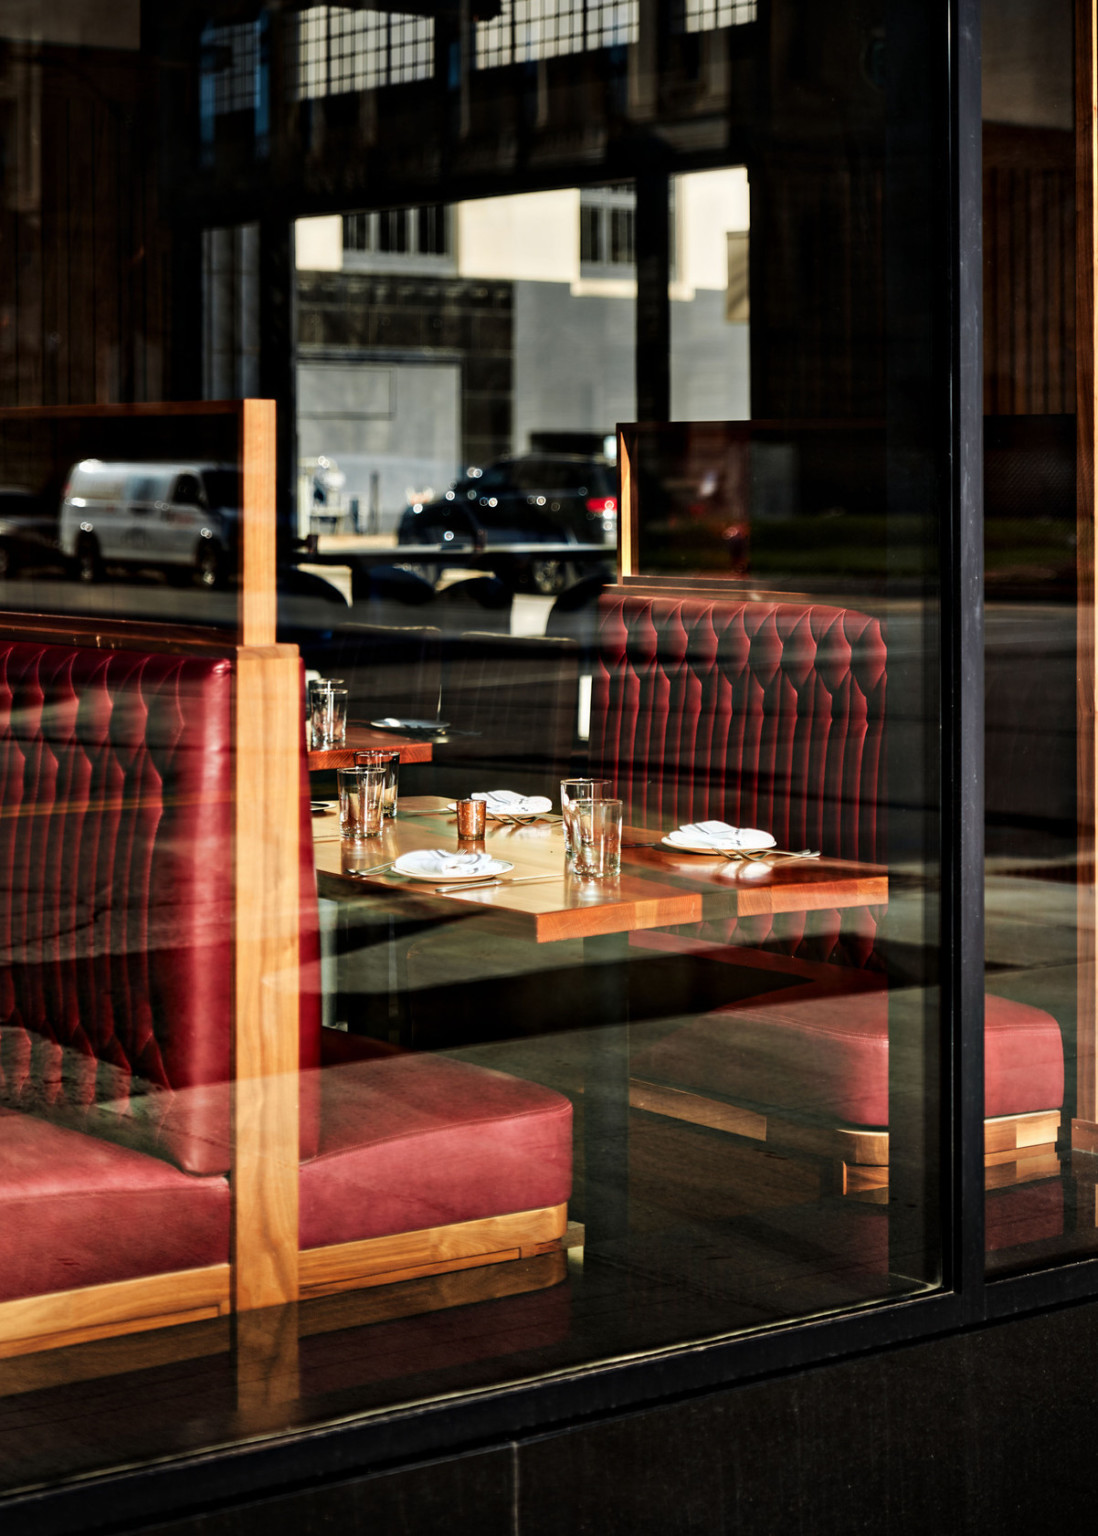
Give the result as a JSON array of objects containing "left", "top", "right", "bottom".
[
  {"left": 0, "top": 1265, "right": 232, "bottom": 1360},
  {"left": 298, "top": 1206, "right": 568, "bottom": 1302}
]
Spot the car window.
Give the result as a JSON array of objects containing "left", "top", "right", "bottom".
[
  {"left": 127, "top": 474, "right": 162, "bottom": 504},
  {"left": 473, "top": 466, "right": 511, "bottom": 493},
  {"left": 174, "top": 473, "right": 203, "bottom": 505}
]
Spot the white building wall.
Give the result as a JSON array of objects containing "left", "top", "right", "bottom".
[{"left": 457, "top": 192, "right": 580, "bottom": 284}]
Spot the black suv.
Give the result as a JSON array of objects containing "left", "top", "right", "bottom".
[{"left": 398, "top": 453, "right": 617, "bottom": 594}]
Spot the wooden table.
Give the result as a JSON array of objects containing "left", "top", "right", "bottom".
[
  {"left": 307, "top": 724, "right": 434, "bottom": 770},
  {"left": 313, "top": 796, "right": 886, "bottom": 940},
  {"left": 313, "top": 795, "right": 887, "bottom": 1247}
]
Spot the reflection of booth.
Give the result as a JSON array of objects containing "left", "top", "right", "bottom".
[
  {"left": 0, "top": 402, "right": 571, "bottom": 1361},
  {"left": 598, "top": 431, "right": 1068, "bottom": 1200}
]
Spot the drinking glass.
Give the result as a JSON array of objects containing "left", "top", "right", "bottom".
[
  {"left": 338, "top": 765, "right": 386, "bottom": 841},
  {"left": 571, "top": 798, "right": 623, "bottom": 879},
  {"left": 309, "top": 679, "right": 348, "bottom": 748},
  {"left": 354, "top": 748, "right": 400, "bottom": 816},
  {"left": 560, "top": 777, "right": 612, "bottom": 863}
]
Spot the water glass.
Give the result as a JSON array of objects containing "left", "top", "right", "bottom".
[
  {"left": 354, "top": 748, "right": 400, "bottom": 817},
  {"left": 338, "top": 765, "right": 386, "bottom": 841},
  {"left": 571, "top": 798, "right": 623, "bottom": 879},
  {"left": 560, "top": 777, "right": 612, "bottom": 863},
  {"left": 309, "top": 679, "right": 348, "bottom": 748}
]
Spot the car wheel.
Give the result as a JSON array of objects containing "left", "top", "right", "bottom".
[
  {"left": 75, "top": 535, "right": 102, "bottom": 583},
  {"left": 0, "top": 541, "right": 17, "bottom": 580},
  {"left": 531, "top": 557, "right": 568, "bottom": 596},
  {"left": 195, "top": 541, "right": 225, "bottom": 589}
]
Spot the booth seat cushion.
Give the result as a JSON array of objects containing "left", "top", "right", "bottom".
[
  {"left": 0, "top": 1107, "right": 230, "bottom": 1304},
  {"left": 632, "top": 990, "right": 1063, "bottom": 1127},
  {"left": 299, "top": 1054, "right": 573, "bottom": 1250}
]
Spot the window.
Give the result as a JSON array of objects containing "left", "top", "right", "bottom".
[
  {"left": 292, "top": 4, "right": 434, "bottom": 98},
  {"left": 580, "top": 185, "right": 636, "bottom": 269},
  {"left": 343, "top": 206, "right": 451, "bottom": 258}
]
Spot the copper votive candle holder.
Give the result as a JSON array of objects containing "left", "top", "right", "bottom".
[{"left": 455, "top": 798, "right": 486, "bottom": 839}]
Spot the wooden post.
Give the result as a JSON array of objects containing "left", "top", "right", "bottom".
[
  {"left": 1074, "top": 0, "right": 1098, "bottom": 1159},
  {"left": 232, "top": 643, "right": 302, "bottom": 1311},
  {"left": 239, "top": 397, "right": 278, "bottom": 647}
]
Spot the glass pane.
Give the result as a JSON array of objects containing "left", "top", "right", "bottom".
[
  {"left": 982, "top": 0, "right": 1082, "bottom": 1273},
  {"left": 0, "top": 0, "right": 949, "bottom": 1494}
]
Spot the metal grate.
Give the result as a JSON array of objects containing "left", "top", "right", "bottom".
[{"left": 293, "top": 4, "right": 434, "bottom": 97}]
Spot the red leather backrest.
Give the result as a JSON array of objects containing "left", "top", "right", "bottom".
[
  {"left": 591, "top": 594, "right": 886, "bottom": 860},
  {"left": 0, "top": 642, "right": 235, "bottom": 1173},
  {"left": 0, "top": 641, "right": 322, "bottom": 1174}
]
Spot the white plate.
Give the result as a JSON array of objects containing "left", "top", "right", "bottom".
[
  {"left": 446, "top": 799, "right": 553, "bottom": 819},
  {"left": 661, "top": 830, "right": 775, "bottom": 855},
  {"left": 392, "top": 852, "right": 514, "bottom": 882},
  {"left": 370, "top": 717, "right": 450, "bottom": 733}
]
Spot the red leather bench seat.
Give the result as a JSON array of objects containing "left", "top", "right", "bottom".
[
  {"left": 300, "top": 1050, "right": 572, "bottom": 1250},
  {"left": 633, "top": 990, "right": 1064, "bottom": 1127},
  {"left": 0, "top": 1108, "right": 230, "bottom": 1304},
  {"left": 0, "top": 637, "right": 571, "bottom": 1313}
]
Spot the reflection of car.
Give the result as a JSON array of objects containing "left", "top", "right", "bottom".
[
  {"left": 0, "top": 487, "right": 65, "bottom": 578},
  {"left": 397, "top": 453, "right": 617, "bottom": 594},
  {"left": 59, "top": 461, "right": 238, "bottom": 586}
]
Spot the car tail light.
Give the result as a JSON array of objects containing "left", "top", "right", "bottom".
[{"left": 586, "top": 496, "right": 617, "bottom": 515}]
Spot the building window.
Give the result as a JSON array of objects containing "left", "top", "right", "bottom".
[
  {"left": 679, "top": 0, "right": 756, "bottom": 34},
  {"left": 476, "top": 0, "right": 639, "bottom": 69},
  {"left": 342, "top": 206, "right": 451, "bottom": 258},
  {"left": 580, "top": 185, "right": 636, "bottom": 270},
  {"left": 293, "top": 4, "right": 434, "bottom": 98},
  {"left": 199, "top": 22, "right": 260, "bottom": 116}
]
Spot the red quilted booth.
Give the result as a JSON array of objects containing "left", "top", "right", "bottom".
[
  {"left": 591, "top": 591, "right": 1064, "bottom": 1182},
  {"left": 0, "top": 638, "right": 571, "bottom": 1320}
]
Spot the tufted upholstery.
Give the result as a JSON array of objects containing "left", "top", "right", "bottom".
[
  {"left": 0, "top": 641, "right": 237, "bottom": 1176},
  {"left": 591, "top": 592, "right": 887, "bottom": 965},
  {"left": 592, "top": 593, "right": 886, "bottom": 852},
  {"left": 0, "top": 636, "right": 571, "bottom": 1311}
]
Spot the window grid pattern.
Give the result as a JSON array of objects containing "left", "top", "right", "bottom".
[
  {"left": 343, "top": 206, "right": 451, "bottom": 257},
  {"left": 293, "top": 5, "right": 433, "bottom": 98},
  {"left": 477, "top": 0, "right": 752, "bottom": 65},
  {"left": 201, "top": 24, "right": 259, "bottom": 115},
  {"left": 580, "top": 185, "right": 636, "bottom": 268},
  {"left": 585, "top": 0, "right": 639, "bottom": 50},
  {"left": 680, "top": 0, "right": 756, "bottom": 34}
]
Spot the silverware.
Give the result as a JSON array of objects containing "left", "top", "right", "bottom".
[
  {"left": 431, "top": 873, "right": 560, "bottom": 894},
  {"left": 738, "top": 848, "right": 820, "bottom": 862},
  {"left": 346, "top": 859, "right": 397, "bottom": 877}
]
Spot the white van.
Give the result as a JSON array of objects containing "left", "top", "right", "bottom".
[{"left": 59, "top": 461, "right": 237, "bottom": 586}]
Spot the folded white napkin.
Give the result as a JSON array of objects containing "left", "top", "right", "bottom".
[
  {"left": 669, "top": 820, "right": 776, "bottom": 850},
  {"left": 471, "top": 790, "right": 554, "bottom": 815},
  {"left": 400, "top": 848, "right": 501, "bottom": 876}
]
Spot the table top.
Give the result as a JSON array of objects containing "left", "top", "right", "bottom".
[
  {"left": 307, "top": 725, "right": 434, "bottom": 769},
  {"left": 313, "top": 796, "right": 888, "bottom": 945}
]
